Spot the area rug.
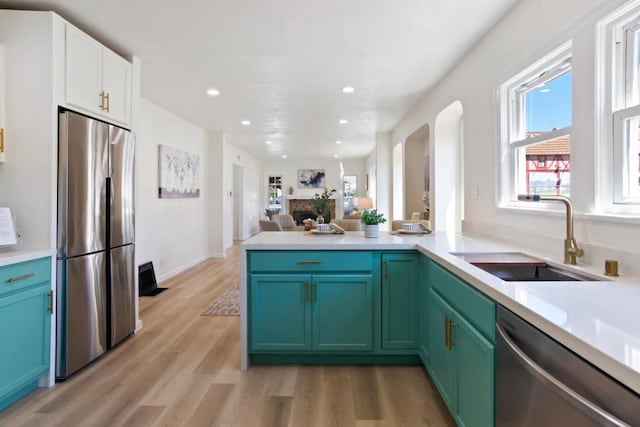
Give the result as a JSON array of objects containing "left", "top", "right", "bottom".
[{"left": 201, "top": 285, "right": 240, "bottom": 316}]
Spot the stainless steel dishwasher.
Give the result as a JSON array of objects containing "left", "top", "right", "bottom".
[{"left": 496, "top": 306, "right": 640, "bottom": 426}]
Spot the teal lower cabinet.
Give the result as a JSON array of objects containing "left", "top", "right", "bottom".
[
  {"left": 419, "top": 256, "right": 431, "bottom": 364},
  {"left": 427, "top": 289, "right": 495, "bottom": 427},
  {"left": 250, "top": 274, "right": 311, "bottom": 351},
  {"left": 313, "top": 275, "right": 373, "bottom": 351},
  {"left": 382, "top": 253, "right": 419, "bottom": 349},
  {"left": 250, "top": 273, "right": 373, "bottom": 352},
  {"left": 0, "top": 257, "right": 52, "bottom": 412}
]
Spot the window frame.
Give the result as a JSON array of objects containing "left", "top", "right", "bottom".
[
  {"left": 596, "top": 0, "right": 640, "bottom": 214},
  {"left": 499, "top": 41, "right": 573, "bottom": 207}
]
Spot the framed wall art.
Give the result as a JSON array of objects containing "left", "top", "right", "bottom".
[
  {"left": 158, "top": 145, "right": 201, "bottom": 198},
  {"left": 297, "top": 169, "right": 326, "bottom": 188}
]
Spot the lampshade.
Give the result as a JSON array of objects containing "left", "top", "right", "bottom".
[{"left": 356, "top": 196, "right": 373, "bottom": 210}]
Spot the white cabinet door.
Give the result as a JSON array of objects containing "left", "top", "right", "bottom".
[
  {"left": 102, "top": 49, "right": 131, "bottom": 126},
  {"left": 65, "top": 25, "right": 102, "bottom": 116},
  {"left": 64, "top": 24, "right": 132, "bottom": 128}
]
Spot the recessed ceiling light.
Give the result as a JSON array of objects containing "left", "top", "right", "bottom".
[
  {"left": 339, "top": 119, "right": 348, "bottom": 124},
  {"left": 333, "top": 154, "right": 339, "bottom": 158},
  {"left": 342, "top": 86, "right": 355, "bottom": 94},
  {"left": 281, "top": 154, "right": 287, "bottom": 159},
  {"left": 206, "top": 88, "right": 220, "bottom": 97},
  {"left": 336, "top": 140, "right": 343, "bottom": 145},
  {"left": 241, "top": 120, "right": 251, "bottom": 126},
  {"left": 265, "top": 140, "right": 272, "bottom": 145}
]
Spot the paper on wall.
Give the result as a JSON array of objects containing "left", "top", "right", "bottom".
[{"left": 0, "top": 207, "right": 20, "bottom": 246}]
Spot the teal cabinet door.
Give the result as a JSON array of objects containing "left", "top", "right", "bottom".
[
  {"left": 250, "top": 274, "right": 312, "bottom": 351},
  {"left": 419, "top": 256, "right": 430, "bottom": 364},
  {"left": 427, "top": 289, "right": 456, "bottom": 412},
  {"left": 0, "top": 284, "right": 51, "bottom": 411},
  {"left": 454, "top": 312, "right": 495, "bottom": 427},
  {"left": 313, "top": 275, "right": 373, "bottom": 351},
  {"left": 382, "top": 253, "right": 419, "bottom": 349}
]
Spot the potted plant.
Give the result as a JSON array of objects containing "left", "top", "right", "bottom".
[
  {"left": 311, "top": 188, "right": 336, "bottom": 223},
  {"left": 360, "top": 209, "right": 386, "bottom": 238}
]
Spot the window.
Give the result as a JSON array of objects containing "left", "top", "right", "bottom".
[
  {"left": 342, "top": 174, "right": 358, "bottom": 215},
  {"left": 612, "top": 10, "right": 640, "bottom": 204},
  {"left": 499, "top": 42, "right": 573, "bottom": 205},
  {"left": 267, "top": 175, "right": 282, "bottom": 213}
]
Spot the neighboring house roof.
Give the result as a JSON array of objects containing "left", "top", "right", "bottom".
[{"left": 525, "top": 133, "right": 571, "bottom": 156}]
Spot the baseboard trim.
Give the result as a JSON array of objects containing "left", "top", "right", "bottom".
[
  {"left": 156, "top": 255, "right": 209, "bottom": 283},
  {"left": 208, "top": 252, "right": 226, "bottom": 259}
]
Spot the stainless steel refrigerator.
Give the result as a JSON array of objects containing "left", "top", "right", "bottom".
[{"left": 56, "top": 110, "right": 135, "bottom": 379}]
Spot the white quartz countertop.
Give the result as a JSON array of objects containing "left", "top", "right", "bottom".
[
  {"left": 0, "top": 247, "right": 55, "bottom": 267},
  {"left": 241, "top": 231, "right": 640, "bottom": 394}
]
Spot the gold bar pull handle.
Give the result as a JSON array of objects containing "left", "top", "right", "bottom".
[
  {"left": 448, "top": 319, "right": 457, "bottom": 349},
  {"left": 105, "top": 92, "right": 110, "bottom": 112},
  {"left": 444, "top": 316, "right": 449, "bottom": 348},
  {"left": 0, "top": 128, "right": 4, "bottom": 153},
  {"left": 297, "top": 260, "right": 323, "bottom": 265},
  {"left": 99, "top": 91, "right": 106, "bottom": 110},
  {"left": 47, "top": 290, "right": 54, "bottom": 314},
  {"left": 304, "top": 281, "right": 309, "bottom": 302},
  {"left": 313, "top": 281, "right": 317, "bottom": 302},
  {"left": 6, "top": 273, "right": 35, "bottom": 283}
]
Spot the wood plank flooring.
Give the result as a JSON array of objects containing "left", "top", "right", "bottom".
[{"left": 0, "top": 244, "right": 455, "bottom": 427}]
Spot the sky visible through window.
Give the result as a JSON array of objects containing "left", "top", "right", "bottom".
[{"left": 526, "top": 71, "right": 572, "bottom": 133}]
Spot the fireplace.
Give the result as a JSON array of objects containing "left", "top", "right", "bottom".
[
  {"left": 292, "top": 210, "right": 315, "bottom": 224},
  {"left": 288, "top": 198, "right": 336, "bottom": 222}
]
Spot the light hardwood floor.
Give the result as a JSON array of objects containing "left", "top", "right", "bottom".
[{"left": 0, "top": 244, "right": 455, "bottom": 427}]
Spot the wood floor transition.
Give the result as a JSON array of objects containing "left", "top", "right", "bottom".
[{"left": 0, "top": 243, "right": 455, "bottom": 427}]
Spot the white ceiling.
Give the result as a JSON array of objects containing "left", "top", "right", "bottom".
[{"left": 0, "top": 0, "right": 518, "bottom": 159}]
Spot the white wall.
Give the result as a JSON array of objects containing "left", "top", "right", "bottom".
[
  {"left": 374, "top": 133, "right": 392, "bottom": 228},
  {"left": 136, "top": 99, "right": 211, "bottom": 281},
  {"left": 405, "top": 125, "right": 428, "bottom": 218},
  {"left": 0, "top": 11, "right": 56, "bottom": 249},
  {"left": 392, "top": 0, "right": 640, "bottom": 274}
]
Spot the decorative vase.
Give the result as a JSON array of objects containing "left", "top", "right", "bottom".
[
  {"left": 364, "top": 224, "right": 378, "bottom": 238},
  {"left": 288, "top": 186, "right": 294, "bottom": 195},
  {"left": 317, "top": 215, "right": 324, "bottom": 224}
]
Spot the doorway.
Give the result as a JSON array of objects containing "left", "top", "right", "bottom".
[
  {"left": 434, "top": 100, "right": 464, "bottom": 232},
  {"left": 233, "top": 164, "right": 243, "bottom": 240}
]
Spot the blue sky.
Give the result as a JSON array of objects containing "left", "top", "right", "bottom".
[{"left": 526, "top": 71, "right": 572, "bottom": 132}]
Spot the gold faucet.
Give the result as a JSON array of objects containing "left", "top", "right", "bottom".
[{"left": 517, "top": 194, "right": 584, "bottom": 265}]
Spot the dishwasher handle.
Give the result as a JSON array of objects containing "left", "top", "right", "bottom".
[{"left": 496, "top": 323, "right": 629, "bottom": 427}]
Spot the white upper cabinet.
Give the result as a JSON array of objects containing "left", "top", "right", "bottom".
[{"left": 65, "top": 24, "right": 131, "bottom": 127}]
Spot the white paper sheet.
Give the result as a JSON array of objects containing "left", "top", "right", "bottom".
[{"left": 0, "top": 207, "right": 20, "bottom": 246}]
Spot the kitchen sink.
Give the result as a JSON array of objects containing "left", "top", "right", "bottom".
[{"left": 451, "top": 252, "right": 606, "bottom": 282}]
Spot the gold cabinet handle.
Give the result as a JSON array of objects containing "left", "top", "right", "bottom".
[
  {"left": 47, "top": 290, "right": 54, "bottom": 314},
  {"left": 313, "top": 281, "right": 317, "bottom": 302},
  {"left": 304, "top": 281, "right": 309, "bottom": 302},
  {"left": 99, "top": 91, "right": 106, "bottom": 110},
  {"left": 105, "top": 92, "right": 110, "bottom": 112},
  {"left": 444, "top": 316, "right": 450, "bottom": 348},
  {"left": 297, "top": 260, "right": 323, "bottom": 264},
  {"left": 448, "top": 319, "right": 458, "bottom": 349},
  {"left": 6, "top": 273, "right": 35, "bottom": 283},
  {"left": 0, "top": 128, "right": 4, "bottom": 153},
  {"left": 383, "top": 259, "right": 388, "bottom": 280}
]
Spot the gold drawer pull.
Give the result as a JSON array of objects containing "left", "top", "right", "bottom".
[
  {"left": 297, "top": 260, "right": 323, "bottom": 264},
  {"left": 6, "top": 273, "right": 35, "bottom": 283}
]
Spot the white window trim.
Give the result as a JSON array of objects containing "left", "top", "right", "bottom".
[
  {"left": 499, "top": 41, "right": 573, "bottom": 208},
  {"left": 595, "top": 0, "right": 640, "bottom": 216}
]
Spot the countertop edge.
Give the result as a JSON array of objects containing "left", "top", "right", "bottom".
[{"left": 0, "top": 248, "right": 55, "bottom": 267}]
